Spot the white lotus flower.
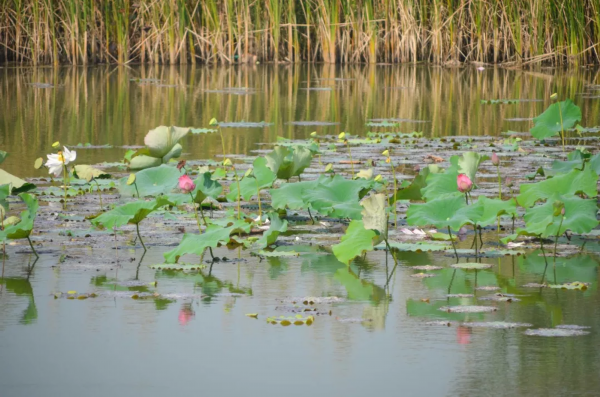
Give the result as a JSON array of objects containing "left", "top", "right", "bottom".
[{"left": 45, "top": 146, "right": 76, "bottom": 177}]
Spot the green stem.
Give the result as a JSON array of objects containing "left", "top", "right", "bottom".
[
  {"left": 254, "top": 177, "right": 262, "bottom": 221},
  {"left": 27, "top": 236, "right": 39, "bottom": 258},
  {"left": 62, "top": 164, "right": 68, "bottom": 210},
  {"left": 136, "top": 223, "right": 146, "bottom": 251},
  {"left": 388, "top": 155, "right": 397, "bottom": 228},
  {"left": 219, "top": 127, "right": 226, "bottom": 161},
  {"left": 232, "top": 165, "right": 242, "bottom": 220},
  {"left": 94, "top": 178, "right": 103, "bottom": 211},
  {"left": 189, "top": 192, "right": 203, "bottom": 232},
  {"left": 383, "top": 237, "right": 399, "bottom": 286},
  {"left": 496, "top": 166, "right": 502, "bottom": 199},
  {"left": 464, "top": 192, "right": 469, "bottom": 205},
  {"left": 553, "top": 215, "right": 564, "bottom": 267},
  {"left": 447, "top": 226, "right": 459, "bottom": 261},
  {"left": 558, "top": 102, "right": 565, "bottom": 153},
  {"left": 346, "top": 141, "right": 354, "bottom": 178},
  {"left": 133, "top": 181, "right": 140, "bottom": 198}
]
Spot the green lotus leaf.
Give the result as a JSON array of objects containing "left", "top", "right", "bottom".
[
  {"left": 0, "top": 169, "right": 36, "bottom": 194},
  {"left": 421, "top": 157, "right": 460, "bottom": 201},
  {"left": 0, "top": 193, "right": 38, "bottom": 241},
  {"left": 265, "top": 146, "right": 313, "bottom": 180},
  {"left": 392, "top": 165, "right": 442, "bottom": 202},
  {"left": 91, "top": 196, "right": 172, "bottom": 229},
  {"left": 144, "top": 125, "right": 190, "bottom": 158},
  {"left": 118, "top": 165, "right": 181, "bottom": 197},
  {"left": 303, "top": 175, "right": 372, "bottom": 219},
  {"left": 192, "top": 172, "right": 223, "bottom": 203},
  {"left": 406, "top": 194, "right": 484, "bottom": 230},
  {"left": 211, "top": 216, "right": 252, "bottom": 235},
  {"left": 163, "top": 225, "right": 235, "bottom": 263},
  {"left": 361, "top": 193, "right": 388, "bottom": 245},
  {"left": 270, "top": 179, "right": 319, "bottom": 210},
  {"left": 0, "top": 184, "right": 9, "bottom": 213},
  {"left": 523, "top": 195, "right": 598, "bottom": 238},
  {"left": 162, "top": 143, "right": 183, "bottom": 163},
  {"left": 458, "top": 152, "right": 490, "bottom": 183},
  {"left": 0, "top": 150, "right": 7, "bottom": 165},
  {"left": 73, "top": 165, "right": 111, "bottom": 182},
  {"left": 226, "top": 157, "right": 275, "bottom": 204},
  {"left": 332, "top": 220, "right": 378, "bottom": 265},
  {"left": 128, "top": 155, "right": 163, "bottom": 170},
  {"left": 256, "top": 213, "right": 288, "bottom": 248},
  {"left": 517, "top": 167, "right": 598, "bottom": 208},
  {"left": 530, "top": 99, "right": 582, "bottom": 140},
  {"left": 472, "top": 196, "right": 517, "bottom": 228}
]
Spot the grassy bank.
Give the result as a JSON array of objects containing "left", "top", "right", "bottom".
[{"left": 1, "top": 0, "right": 599, "bottom": 66}]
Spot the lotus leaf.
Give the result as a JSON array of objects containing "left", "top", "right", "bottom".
[
  {"left": 164, "top": 226, "right": 235, "bottom": 263},
  {"left": 0, "top": 169, "right": 36, "bottom": 194},
  {"left": 0, "top": 193, "right": 38, "bottom": 242},
  {"left": 74, "top": 165, "right": 111, "bottom": 182},
  {"left": 458, "top": 152, "right": 490, "bottom": 183},
  {"left": 530, "top": 99, "right": 582, "bottom": 140},
  {"left": 191, "top": 172, "right": 223, "bottom": 203},
  {"left": 406, "top": 194, "right": 484, "bottom": 230},
  {"left": 91, "top": 196, "right": 172, "bottom": 229},
  {"left": 332, "top": 220, "right": 378, "bottom": 265},
  {"left": 517, "top": 167, "right": 598, "bottom": 208},
  {"left": 128, "top": 126, "right": 190, "bottom": 170},
  {"left": 270, "top": 179, "right": 319, "bottom": 210},
  {"left": 265, "top": 146, "right": 313, "bottom": 180},
  {"left": 393, "top": 165, "right": 441, "bottom": 202},
  {"left": 303, "top": 175, "right": 372, "bottom": 219},
  {"left": 256, "top": 213, "right": 288, "bottom": 248},
  {"left": 118, "top": 165, "right": 181, "bottom": 197},
  {"left": 472, "top": 196, "right": 517, "bottom": 227},
  {"left": 227, "top": 157, "right": 276, "bottom": 202},
  {"left": 421, "top": 157, "right": 460, "bottom": 201},
  {"left": 360, "top": 193, "right": 388, "bottom": 244}
]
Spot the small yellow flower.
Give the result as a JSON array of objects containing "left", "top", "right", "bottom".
[
  {"left": 382, "top": 150, "right": 390, "bottom": 157},
  {"left": 338, "top": 132, "right": 346, "bottom": 140}
]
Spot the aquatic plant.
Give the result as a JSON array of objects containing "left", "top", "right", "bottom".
[
  {"left": 265, "top": 146, "right": 313, "bottom": 181},
  {"left": 338, "top": 132, "right": 354, "bottom": 178},
  {"left": 530, "top": 98, "right": 581, "bottom": 151},
  {"left": 382, "top": 149, "right": 398, "bottom": 228},
  {"left": 226, "top": 157, "right": 276, "bottom": 221},
  {"left": 1, "top": 151, "right": 35, "bottom": 194},
  {"left": 73, "top": 165, "right": 110, "bottom": 211},
  {"left": 91, "top": 196, "right": 173, "bottom": 251},
  {"left": 0, "top": 193, "right": 39, "bottom": 257},
  {"left": 128, "top": 126, "right": 190, "bottom": 170},
  {"left": 45, "top": 145, "right": 76, "bottom": 208}
]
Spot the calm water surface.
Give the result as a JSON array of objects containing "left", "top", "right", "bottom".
[{"left": 1, "top": 65, "right": 600, "bottom": 397}]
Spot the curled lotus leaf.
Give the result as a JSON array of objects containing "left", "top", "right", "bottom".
[
  {"left": 74, "top": 165, "right": 111, "bottom": 182},
  {"left": 144, "top": 125, "right": 190, "bottom": 158}
]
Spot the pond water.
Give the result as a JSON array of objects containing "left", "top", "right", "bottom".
[{"left": 1, "top": 65, "right": 600, "bottom": 397}]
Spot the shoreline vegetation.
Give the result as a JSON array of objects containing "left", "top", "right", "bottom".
[{"left": 0, "top": 0, "right": 599, "bottom": 66}]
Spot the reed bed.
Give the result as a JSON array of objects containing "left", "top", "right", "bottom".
[{"left": 1, "top": 0, "right": 599, "bottom": 66}]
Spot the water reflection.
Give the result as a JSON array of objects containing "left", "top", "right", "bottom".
[
  {"left": 3, "top": 65, "right": 600, "bottom": 178},
  {"left": 0, "top": 257, "right": 38, "bottom": 326}
]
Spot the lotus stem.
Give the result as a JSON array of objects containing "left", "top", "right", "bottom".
[
  {"left": 133, "top": 181, "right": 140, "bottom": 198},
  {"left": 464, "top": 192, "right": 469, "bottom": 205},
  {"left": 62, "top": 163, "right": 68, "bottom": 210},
  {"left": 136, "top": 223, "right": 146, "bottom": 251},
  {"left": 496, "top": 166, "right": 502, "bottom": 199},
  {"left": 93, "top": 178, "right": 103, "bottom": 211},
  {"left": 447, "top": 226, "right": 459, "bottom": 262},
  {"left": 558, "top": 102, "right": 565, "bottom": 153},
  {"left": 387, "top": 153, "right": 398, "bottom": 228},
  {"left": 254, "top": 177, "right": 262, "bottom": 222},
  {"left": 346, "top": 141, "right": 354, "bottom": 178},
  {"left": 189, "top": 192, "right": 203, "bottom": 233},
  {"left": 219, "top": 126, "right": 226, "bottom": 162},
  {"left": 553, "top": 214, "right": 565, "bottom": 267},
  {"left": 231, "top": 165, "right": 242, "bottom": 220},
  {"left": 383, "top": 237, "right": 399, "bottom": 285},
  {"left": 307, "top": 208, "right": 315, "bottom": 224},
  {"left": 26, "top": 236, "right": 39, "bottom": 258}
]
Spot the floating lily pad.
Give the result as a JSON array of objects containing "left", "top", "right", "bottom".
[
  {"left": 266, "top": 314, "right": 314, "bottom": 326},
  {"left": 522, "top": 283, "right": 547, "bottom": 288},
  {"left": 524, "top": 328, "right": 590, "bottom": 337},
  {"left": 461, "top": 321, "right": 532, "bottom": 329},
  {"left": 218, "top": 121, "right": 273, "bottom": 128},
  {"left": 285, "top": 121, "right": 340, "bottom": 126},
  {"left": 548, "top": 282, "right": 589, "bottom": 290},
  {"left": 476, "top": 286, "right": 501, "bottom": 291},
  {"left": 149, "top": 263, "right": 207, "bottom": 271},
  {"left": 451, "top": 263, "right": 493, "bottom": 270},
  {"left": 555, "top": 325, "right": 591, "bottom": 330},
  {"left": 478, "top": 294, "right": 521, "bottom": 302},
  {"left": 439, "top": 305, "right": 497, "bottom": 313},
  {"left": 447, "top": 294, "right": 474, "bottom": 298},
  {"left": 411, "top": 273, "right": 436, "bottom": 278},
  {"left": 411, "top": 265, "right": 443, "bottom": 271}
]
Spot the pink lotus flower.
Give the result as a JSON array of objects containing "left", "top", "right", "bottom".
[
  {"left": 457, "top": 173, "right": 473, "bottom": 193},
  {"left": 178, "top": 174, "right": 196, "bottom": 193},
  {"left": 491, "top": 152, "right": 500, "bottom": 166}
]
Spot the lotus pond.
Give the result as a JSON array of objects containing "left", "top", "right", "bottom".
[{"left": 1, "top": 65, "right": 600, "bottom": 396}]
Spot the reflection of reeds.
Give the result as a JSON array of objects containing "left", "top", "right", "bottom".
[
  {"left": 1, "top": 1, "right": 600, "bottom": 65},
  {"left": 1, "top": 65, "right": 599, "bottom": 175}
]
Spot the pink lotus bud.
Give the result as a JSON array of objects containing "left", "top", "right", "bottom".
[
  {"left": 505, "top": 177, "right": 514, "bottom": 188},
  {"left": 457, "top": 173, "right": 473, "bottom": 193},
  {"left": 491, "top": 153, "right": 500, "bottom": 166},
  {"left": 178, "top": 174, "right": 196, "bottom": 193}
]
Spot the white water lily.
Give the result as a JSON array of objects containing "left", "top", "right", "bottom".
[{"left": 45, "top": 146, "right": 76, "bottom": 177}]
